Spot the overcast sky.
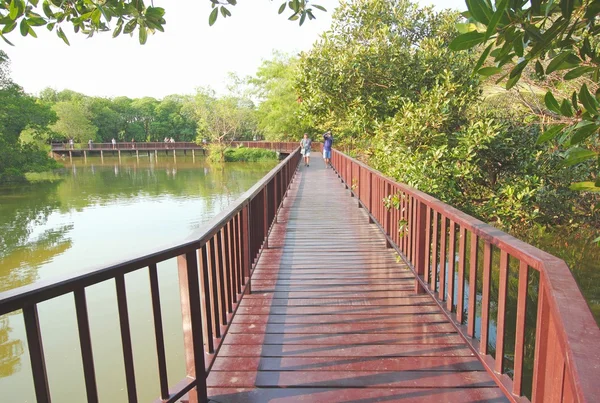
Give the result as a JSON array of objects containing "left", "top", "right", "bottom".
[{"left": 1, "top": 0, "right": 465, "bottom": 99}]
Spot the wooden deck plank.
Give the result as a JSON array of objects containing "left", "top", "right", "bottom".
[{"left": 207, "top": 158, "right": 506, "bottom": 402}]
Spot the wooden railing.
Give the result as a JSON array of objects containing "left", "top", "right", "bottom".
[
  {"left": 331, "top": 149, "right": 600, "bottom": 403},
  {"left": 0, "top": 147, "right": 301, "bottom": 403},
  {"left": 51, "top": 141, "right": 317, "bottom": 153}
]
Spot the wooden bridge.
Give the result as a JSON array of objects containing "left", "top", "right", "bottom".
[{"left": 1, "top": 142, "right": 598, "bottom": 403}]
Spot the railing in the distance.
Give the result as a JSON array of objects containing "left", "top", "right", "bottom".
[
  {"left": 0, "top": 147, "right": 302, "bottom": 403},
  {"left": 51, "top": 142, "right": 204, "bottom": 151},
  {"left": 331, "top": 149, "right": 600, "bottom": 403},
  {"left": 332, "top": 150, "right": 600, "bottom": 403}
]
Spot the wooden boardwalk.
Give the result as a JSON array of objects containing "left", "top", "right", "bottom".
[{"left": 206, "top": 157, "right": 509, "bottom": 402}]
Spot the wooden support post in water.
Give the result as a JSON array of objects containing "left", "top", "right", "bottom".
[
  {"left": 69, "top": 151, "right": 72, "bottom": 163},
  {"left": 192, "top": 149, "right": 195, "bottom": 162},
  {"left": 100, "top": 150, "right": 104, "bottom": 163},
  {"left": 173, "top": 150, "right": 176, "bottom": 162},
  {"left": 118, "top": 150, "right": 121, "bottom": 163},
  {"left": 83, "top": 150, "right": 87, "bottom": 162},
  {"left": 136, "top": 150, "right": 139, "bottom": 162}
]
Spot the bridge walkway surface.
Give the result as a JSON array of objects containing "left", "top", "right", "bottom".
[{"left": 204, "top": 157, "right": 508, "bottom": 402}]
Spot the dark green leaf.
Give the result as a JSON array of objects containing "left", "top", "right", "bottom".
[
  {"left": 299, "top": 11, "right": 306, "bottom": 25},
  {"left": 227, "top": 0, "right": 237, "bottom": 5},
  {"left": 570, "top": 123, "right": 599, "bottom": 144},
  {"left": 477, "top": 66, "right": 503, "bottom": 76},
  {"left": 278, "top": 2, "right": 286, "bottom": 14},
  {"left": 56, "top": 26, "right": 69, "bottom": 45},
  {"left": 27, "top": 17, "right": 46, "bottom": 26},
  {"left": 505, "top": 73, "right": 520, "bottom": 89},
  {"left": 9, "top": 0, "right": 19, "bottom": 20},
  {"left": 313, "top": 4, "right": 327, "bottom": 12},
  {"left": 0, "top": 32, "right": 15, "bottom": 46},
  {"left": 2, "top": 21, "right": 17, "bottom": 33},
  {"left": 466, "top": 0, "right": 492, "bottom": 24},
  {"left": 563, "top": 149, "right": 597, "bottom": 167},
  {"left": 579, "top": 84, "right": 599, "bottom": 115},
  {"left": 123, "top": 19, "right": 137, "bottom": 34},
  {"left": 513, "top": 35, "right": 524, "bottom": 57},
  {"left": 209, "top": 7, "right": 218, "bottom": 26},
  {"left": 572, "top": 91, "right": 579, "bottom": 111},
  {"left": 484, "top": 0, "right": 508, "bottom": 41},
  {"left": 473, "top": 43, "right": 493, "bottom": 73},
  {"left": 19, "top": 19, "right": 28, "bottom": 36},
  {"left": 449, "top": 31, "right": 485, "bottom": 51},
  {"left": 561, "top": 99, "right": 574, "bottom": 117},
  {"left": 560, "top": 0, "right": 574, "bottom": 18},
  {"left": 564, "top": 66, "right": 595, "bottom": 80},
  {"left": 546, "top": 51, "right": 574, "bottom": 74},
  {"left": 113, "top": 19, "right": 123, "bottom": 37},
  {"left": 42, "top": 1, "right": 54, "bottom": 18},
  {"left": 535, "top": 60, "right": 544, "bottom": 76},
  {"left": 509, "top": 59, "right": 528, "bottom": 78},
  {"left": 536, "top": 124, "right": 566, "bottom": 144}
]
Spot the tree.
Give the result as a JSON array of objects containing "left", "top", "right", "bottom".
[
  {"left": 50, "top": 101, "right": 97, "bottom": 143},
  {"left": 450, "top": 0, "right": 600, "bottom": 192},
  {"left": 250, "top": 52, "right": 311, "bottom": 140},
  {"left": 0, "top": 0, "right": 327, "bottom": 46},
  {"left": 297, "top": 0, "right": 476, "bottom": 145}
]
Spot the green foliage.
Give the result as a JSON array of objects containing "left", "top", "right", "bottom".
[
  {"left": 0, "top": 51, "right": 58, "bottom": 183},
  {"left": 249, "top": 52, "right": 312, "bottom": 141},
  {"left": 50, "top": 101, "right": 97, "bottom": 143},
  {"left": 0, "top": 0, "right": 326, "bottom": 45},
  {"left": 297, "top": 0, "right": 477, "bottom": 146},
  {"left": 451, "top": 0, "right": 600, "bottom": 192}
]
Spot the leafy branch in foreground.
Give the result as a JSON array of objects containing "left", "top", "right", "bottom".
[
  {"left": 0, "top": 0, "right": 326, "bottom": 45},
  {"left": 449, "top": 0, "right": 600, "bottom": 192}
]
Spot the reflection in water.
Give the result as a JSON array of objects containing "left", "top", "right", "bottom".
[
  {"left": 0, "top": 317, "right": 23, "bottom": 378},
  {"left": 0, "top": 155, "right": 277, "bottom": 400}
]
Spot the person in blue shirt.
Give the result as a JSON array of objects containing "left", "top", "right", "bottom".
[{"left": 323, "top": 131, "right": 333, "bottom": 168}]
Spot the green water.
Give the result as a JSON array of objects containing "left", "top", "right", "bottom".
[{"left": 0, "top": 155, "right": 277, "bottom": 402}]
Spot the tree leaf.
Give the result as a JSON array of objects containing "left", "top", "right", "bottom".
[
  {"left": 2, "top": 21, "right": 17, "bottom": 34},
  {"left": 564, "top": 66, "right": 595, "bottom": 80},
  {"left": 9, "top": 0, "right": 19, "bottom": 20},
  {"left": 535, "top": 60, "right": 544, "bottom": 76},
  {"left": 56, "top": 26, "right": 69, "bottom": 45},
  {"left": 449, "top": 31, "right": 485, "bottom": 51},
  {"left": 466, "top": 0, "right": 492, "bottom": 24},
  {"left": 209, "top": 7, "right": 218, "bottom": 26},
  {"left": 477, "top": 66, "right": 503, "bottom": 76},
  {"left": 536, "top": 124, "right": 566, "bottom": 144},
  {"left": 545, "top": 91, "right": 561, "bottom": 114},
  {"left": 562, "top": 149, "right": 597, "bottom": 167},
  {"left": 484, "top": 0, "right": 508, "bottom": 41},
  {"left": 570, "top": 123, "right": 599, "bottom": 144},
  {"left": 569, "top": 181, "right": 600, "bottom": 192},
  {"left": 19, "top": 19, "right": 28, "bottom": 36},
  {"left": 560, "top": 0, "right": 574, "bottom": 19},
  {"left": 560, "top": 99, "right": 573, "bottom": 117},
  {"left": 278, "top": 2, "right": 286, "bottom": 14},
  {"left": 579, "top": 84, "right": 599, "bottom": 115},
  {"left": 226, "top": 0, "right": 237, "bottom": 5},
  {"left": 546, "top": 51, "right": 574, "bottom": 74},
  {"left": 313, "top": 4, "right": 327, "bottom": 12},
  {"left": 138, "top": 24, "right": 147, "bottom": 44}
]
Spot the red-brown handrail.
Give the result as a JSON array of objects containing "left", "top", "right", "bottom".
[
  {"left": 331, "top": 149, "right": 600, "bottom": 403},
  {"left": 0, "top": 146, "right": 302, "bottom": 403}
]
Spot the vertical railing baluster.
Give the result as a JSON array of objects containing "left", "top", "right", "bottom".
[
  {"left": 513, "top": 261, "right": 529, "bottom": 396},
  {"left": 438, "top": 216, "right": 447, "bottom": 301},
  {"left": 199, "top": 244, "right": 214, "bottom": 353},
  {"left": 235, "top": 212, "right": 243, "bottom": 293},
  {"left": 177, "top": 251, "right": 208, "bottom": 403},
  {"left": 208, "top": 238, "right": 221, "bottom": 337},
  {"left": 446, "top": 220, "right": 456, "bottom": 311},
  {"left": 23, "top": 305, "right": 52, "bottom": 403},
  {"left": 495, "top": 250, "right": 509, "bottom": 374},
  {"left": 423, "top": 206, "right": 431, "bottom": 288},
  {"left": 215, "top": 233, "right": 228, "bottom": 326},
  {"left": 456, "top": 227, "right": 467, "bottom": 324},
  {"left": 467, "top": 234, "right": 478, "bottom": 337},
  {"left": 227, "top": 220, "right": 238, "bottom": 304},
  {"left": 242, "top": 203, "right": 252, "bottom": 294},
  {"left": 147, "top": 264, "right": 169, "bottom": 400},
  {"left": 220, "top": 228, "right": 233, "bottom": 315},
  {"left": 430, "top": 212, "right": 439, "bottom": 291},
  {"left": 115, "top": 274, "right": 137, "bottom": 403},
  {"left": 74, "top": 289, "right": 99, "bottom": 403},
  {"left": 480, "top": 242, "right": 492, "bottom": 355}
]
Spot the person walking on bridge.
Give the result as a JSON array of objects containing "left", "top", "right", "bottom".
[
  {"left": 323, "top": 131, "right": 333, "bottom": 168},
  {"left": 300, "top": 133, "right": 312, "bottom": 167}
]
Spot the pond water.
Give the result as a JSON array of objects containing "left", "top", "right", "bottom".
[{"left": 0, "top": 155, "right": 277, "bottom": 402}]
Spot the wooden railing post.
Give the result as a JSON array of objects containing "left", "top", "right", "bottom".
[
  {"left": 242, "top": 203, "right": 252, "bottom": 294},
  {"left": 177, "top": 251, "right": 208, "bottom": 403},
  {"left": 414, "top": 201, "right": 427, "bottom": 294}
]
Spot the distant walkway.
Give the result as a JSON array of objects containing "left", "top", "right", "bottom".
[{"left": 205, "top": 157, "right": 508, "bottom": 402}]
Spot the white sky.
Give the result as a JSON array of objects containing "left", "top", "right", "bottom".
[{"left": 1, "top": 0, "right": 465, "bottom": 99}]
